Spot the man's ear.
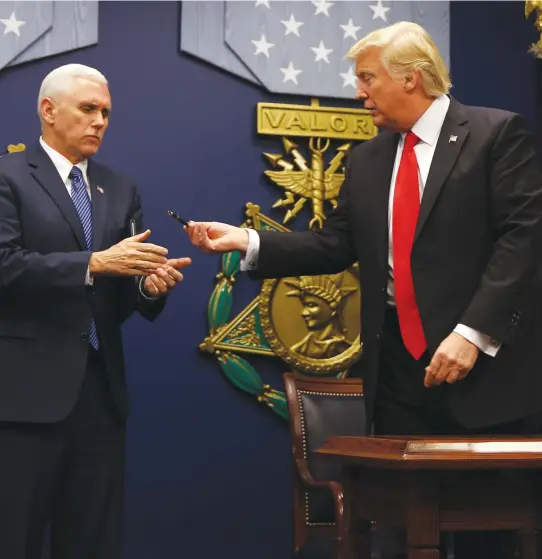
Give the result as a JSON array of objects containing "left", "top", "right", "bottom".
[
  {"left": 40, "top": 98, "right": 56, "bottom": 125},
  {"left": 404, "top": 71, "right": 420, "bottom": 92}
]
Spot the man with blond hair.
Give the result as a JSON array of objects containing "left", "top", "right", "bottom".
[
  {"left": 0, "top": 63, "right": 191, "bottom": 558},
  {"left": 187, "top": 22, "right": 542, "bottom": 557}
]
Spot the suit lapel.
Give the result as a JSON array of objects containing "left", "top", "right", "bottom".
[
  {"left": 415, "top": 99, "right": 469, "bottom": 240},
  {"left": 88, "top": 161, "right": 108, "bottom": 251},
  {"left": 28, "top": 145, "right": 87, "bottom": 250},
  {"left": 369, "top": 131, "right": 400, "bottom": 272}
]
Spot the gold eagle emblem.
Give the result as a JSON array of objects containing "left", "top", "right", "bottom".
[{"left": 264, "top": 137, "right": 350, "bottom": 230}]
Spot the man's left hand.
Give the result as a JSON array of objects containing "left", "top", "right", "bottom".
[
  {"left": 424, "top": 332, "right": 479, "bottom": 387},
  {"left": 142, "top": 257, "right": 191, "bottom": 297}
]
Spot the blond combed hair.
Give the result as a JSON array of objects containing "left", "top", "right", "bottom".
[{"left": 346, "top": 21, "right": 451, "bottom": 97}]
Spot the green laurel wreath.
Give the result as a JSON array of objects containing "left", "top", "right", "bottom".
[{"left": 207, "top": 249, "right": 288, "bottom": 420}]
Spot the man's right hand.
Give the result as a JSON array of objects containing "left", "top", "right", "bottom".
[
  {"left": 89, "top": 230, "right": 170, "bottom": 276},
  {"left": 185, "top": 222, "right": 249, "bottom": 254}
]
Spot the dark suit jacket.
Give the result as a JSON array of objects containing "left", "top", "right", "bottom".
[
  {"left": 253, "top": 99, "right": 542, "bottom": 430},
  {"left": 0, "top": 144, "right": 164, "bottom": 423}
]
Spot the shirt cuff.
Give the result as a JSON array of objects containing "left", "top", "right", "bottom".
[
  {"left": 139, "top": 276, "right": 160, "bottom": 300},
  {"left": 85, "top": 266, "right": 94, "bottom": 286},
  {"left": 239, "top": 228, "right": 260, "bottom": 272},
  {"left": 454, "top": 324, "right": 501, "bottom": 357}
]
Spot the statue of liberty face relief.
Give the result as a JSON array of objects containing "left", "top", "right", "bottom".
[
  {"left": 258, "top": 265, "right": 362, "bottom": 376},
  {"left": 286, "top": 274, "right": 356, "bottom": 360},
  {"left": 300, "top": 295, "right": 335, "bottom": 330}
]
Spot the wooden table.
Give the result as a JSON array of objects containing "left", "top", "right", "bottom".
[{"left": 316, "top": 436, "right": 542, "bottom": 559}]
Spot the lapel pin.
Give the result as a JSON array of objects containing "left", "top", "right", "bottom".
[
  {"left": 449, "top": 135, "right": 457, "bottom": 143},
  {"left": 97, "top": 186, "right": 104, "bottom": 194}
]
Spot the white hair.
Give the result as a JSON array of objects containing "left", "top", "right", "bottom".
[{"left": 37, "top": 64, "right": 108, "bottom": 120}]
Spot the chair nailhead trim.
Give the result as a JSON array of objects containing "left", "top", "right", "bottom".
[{"left": 297, "top": 389, "right": 361, "bottom": 526}]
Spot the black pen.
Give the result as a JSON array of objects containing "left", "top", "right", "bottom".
[{"left": 168, "top": 210, "right": 190, "bottom": 227}]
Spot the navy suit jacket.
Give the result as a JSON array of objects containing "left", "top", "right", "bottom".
[{"left": 0, "top": 144, "right": 164, "bottom": 423}]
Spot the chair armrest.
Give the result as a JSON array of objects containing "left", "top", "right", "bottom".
[
  {"left": 295, "top": 458, "right": 373, "bottom": 539},
  {"left": 295, "top": 458, "right": 341, "bottom": 491},
  {"left": 295, "top": 458, "right": 346, "bottom": 537}
]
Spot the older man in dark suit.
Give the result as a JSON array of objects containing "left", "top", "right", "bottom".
[
  {"left": 0, "top": 63, "right": 190, "bottom": 559},
  {"left": 186, "top": 22, "right": 542, "bottom": 558}
]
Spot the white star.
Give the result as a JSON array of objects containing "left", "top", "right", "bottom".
[
  {"left": 280, "top": 62, "right": 302, "bottom": 85},
  {"left": 369, "top": 0, "right": 390, "bottom": 22},
  {"left": 311, "top": 40, "right": 333, "bottom": 64},
  {"left": 281, "top": 14, "right": 304, "bottom": 37},
  {"left": 339, "top": 67, "right": 358, "bottom": 89},
  {"left": 0, "top": 12, "right": 26, "bottom": 37},
  {"left": 251, "top": 34, "right": 274, "bottom": 58},
  {"left": 254, "top": 0, "right": 270, "bottom": 8},
  {"left": 312, "top": 0, "right": 334, "bottom": 16},
  {"left": 340, "top": 18, "right": 361, "bottom": 40}
]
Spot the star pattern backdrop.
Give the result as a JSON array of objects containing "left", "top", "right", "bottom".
[
  {"left": 181, "top": 0, "right": 450, "bottom": 100},
  {"left": 0, "top": 0, "right": 98, "bottom": 73}
]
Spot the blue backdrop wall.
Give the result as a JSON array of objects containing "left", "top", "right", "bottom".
[{"left": 0, "top": 2, "right": 539, "bottom": 558}]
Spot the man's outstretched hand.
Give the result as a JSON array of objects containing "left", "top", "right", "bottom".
[
  {"left": 89, "top": 230, "right": 170, "bottom": 276},
  {"left": 185, "top": 222, "right": 249, "bottom": 254}
]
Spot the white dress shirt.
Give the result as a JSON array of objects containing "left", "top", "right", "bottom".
[
  {"left": 40, "top": 137, "right": 91, "bottom": 198},
  {"left": 40, "top": 137, "right": 93, "bottom": 285},
  {"left": 241, "top": 96, "right": 500, "bottom": 356},
  {"left": 39, "top": 138, "right": 154, "bottom": 299}
]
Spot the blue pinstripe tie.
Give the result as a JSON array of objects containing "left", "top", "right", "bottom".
[{"left": 70, "top": 166, "right": 99, "bottom": 350}]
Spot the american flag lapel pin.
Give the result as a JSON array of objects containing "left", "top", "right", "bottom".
[
  {"left": 97, "top": 185, "right": 104, "bottom": 194},
  {"left": 449, "top": 135, "right": 457, "bottom": 143}
]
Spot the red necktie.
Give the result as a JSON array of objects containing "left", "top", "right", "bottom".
[{"left": 392, "top": 132, "right": 427, "bottom": 359}]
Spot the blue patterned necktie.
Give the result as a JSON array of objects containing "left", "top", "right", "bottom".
[{"left": 70, "top": 166, "right": 99, "bottom": 350}]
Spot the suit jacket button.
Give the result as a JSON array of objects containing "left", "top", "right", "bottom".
[{"left": 80, "top": 332, "right": 88, "bottom": 341}]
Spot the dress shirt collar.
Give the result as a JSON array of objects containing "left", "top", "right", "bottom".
[
  {"left": 39, "top": 136, "right": 89, "bottom": 184},
  {"left": 407, "top": 94, "right": 450, "bottom": 147}
]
